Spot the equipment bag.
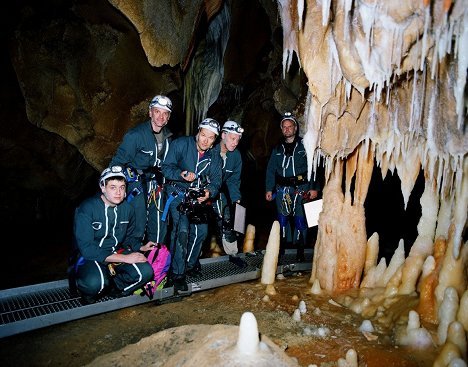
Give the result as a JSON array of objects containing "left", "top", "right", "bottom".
[{"left": 141, "top": 243, "right": 171, "bottom": 299}]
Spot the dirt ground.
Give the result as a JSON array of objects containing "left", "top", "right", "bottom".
[{"left": 0, "top": 272, "right": 437, "bottom": 367}]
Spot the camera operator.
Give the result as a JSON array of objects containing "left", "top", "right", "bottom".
[{"left": 161, "top": 118, "right": 222, "bottom": 293}]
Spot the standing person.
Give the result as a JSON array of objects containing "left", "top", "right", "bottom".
[
  {"left": 161, "top": 118, "right": 222, "bottom": 293},
  {"left": 210, "top": 120, "right": 247, "bottom": 269},
  {"left": 110, "top": 95, "right": 173, "bottom": 245},
  {"left": 265, "top": 112, "right": 320, "bottom": 262},
  {"left": 72, "top": 166, "right": 154, "bottom": 304}
]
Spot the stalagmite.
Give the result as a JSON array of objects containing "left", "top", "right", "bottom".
[
  {"left": 383, "top": 265, "right": 403, "bottom": 298},
  {"left": 435, "top": 233, "right": 468, "bottom": 308},
  {"left": 364, "top": 232, "right": 379, "bottom": 275},
  {"left": 378, "top": 239, "right": 405, "bottom": 287},
  {"left": 337, "top": 348, "right": 358, "bottom": 367},
  {"left": 208, "top": 235, "right": 223, "bottom": 257},
  {"left": 438, "top": 287, "right": 460, "bottom": 345},
  {"left": 242, "top": 224, "right": 256, "bottom": 253},
  {"left": 457, "top": 290, "right": 468, "bottom": 332},
  {"left": 310, "top": 279, "right": 322, "bottom": 294},
  {"left": 398, "top": 254, "right": 424, "bottom": 295},
  {"left": 433, "top": 342, "right": 463, "bottom": 367},
  {"left": 416, "top": 255, "right": 438, "bottom": 323},
  {"left": 395, "top": 310, "right": 434, "bottom": 348},
  {"left": 361, "top": 257, "right": 386, "bottom": 289},
  {"left": 446, "top": 321, "right": 467, "bottom": 358},
  {"left": 236, "top": 312, "right": 259, "bottom": 355},
  {"left": 261, "top": 221, "right": 280, "bottom": 288},
  {"left": 409, "top": 178, "right": 439, "bottom": 258}
]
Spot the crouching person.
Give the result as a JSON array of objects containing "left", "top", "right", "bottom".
[{"left": 72, "top": 166, "right": 154, "bottom": 304}]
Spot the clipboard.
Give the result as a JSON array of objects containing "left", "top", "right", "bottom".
[
  {"left": 303, "top": 199, "right": 323, "bottom": 228},
  {"left": 233, "top": 203, "right": 246, "bottom": 234}
]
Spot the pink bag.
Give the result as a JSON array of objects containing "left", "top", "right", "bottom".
[{"left": 143, "top": 243, "right": 171, "bottom": 299}]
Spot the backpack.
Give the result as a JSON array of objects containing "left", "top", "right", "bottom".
[{"left": 142, "top": 243, "right": 171, "bottom": 299}]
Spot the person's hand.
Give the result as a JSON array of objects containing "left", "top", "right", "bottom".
[
  {"left": 181, "top": 171, "right": 196, "bottom": 182},
  {"left": 197, "top": 189, "right": 210, "bottom": 203},
  {"left": 140, "top": 241, "right": 156, "bottom": 252},
  {"left": 123, "top": 252, "right": 148, "bottom": 264},
  {"left": 307, "top": 190, "right": 318, "bottom": 200},
  {"left": 265, "top": 191, "right": 273, "bottom": 201}
]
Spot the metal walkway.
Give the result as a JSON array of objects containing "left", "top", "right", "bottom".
[{"left": 0, "top": 249, "right": 312, "bottom": 338}]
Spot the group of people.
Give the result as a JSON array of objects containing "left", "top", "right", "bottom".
[
  {"left": 71, "top": 94, "right": 320, "bottom": 303},
  {"left": 71, "top": 95, "right": 247, "bottom": 302}
]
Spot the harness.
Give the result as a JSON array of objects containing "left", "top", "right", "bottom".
[{"left": 161, "top": 183, "right": 185, "bottom": 222}]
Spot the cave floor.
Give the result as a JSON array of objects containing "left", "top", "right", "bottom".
[{"left": 0, "top": 273, "right": 437, "bottom": 367}]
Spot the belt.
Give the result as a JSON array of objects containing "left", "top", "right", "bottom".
[{"left": 276, "top": 173, "right": 308, "bottom": 187}]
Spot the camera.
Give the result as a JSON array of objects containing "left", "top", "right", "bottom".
[{"left": 187, "top": 188, "right": 205, "bottom": 200}]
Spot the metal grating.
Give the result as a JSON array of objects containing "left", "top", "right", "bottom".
[{"left": 0, "top": 249, "right": 312, "bottom": 338}]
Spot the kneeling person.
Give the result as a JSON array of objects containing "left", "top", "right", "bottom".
[{"left": 72, "top": 166, "right": 154, "bottom": 303}]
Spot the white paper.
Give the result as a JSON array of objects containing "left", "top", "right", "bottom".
[
  {"left": 303, "top": 199, "right": 323, "bottom": 228},
  {"left": 234, "top": 203, "right": 246, "bottom": 234}
]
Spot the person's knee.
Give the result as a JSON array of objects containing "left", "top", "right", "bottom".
[
  {"left": 294, "top": 216, "right": 308, "bottom": 231},
  {"left": 178, "top": 231, "right": 188, "bottom": 246},
  {"left": 140, "top": 262, "right": 154, "bottom": 283},
  {"left": 76, "top": 276, "right": 104, "bottom": 297}
]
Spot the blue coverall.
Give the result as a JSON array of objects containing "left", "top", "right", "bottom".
[
  {"left": 161, "top": 136, "right": 222, "bottom": 280},
  {"left": 110, "top": 121, "right": 172, "bottom": 244},
  {"left": 265, "top": 136, "right": 320, "bottom": 251},
  {"left": 211, "top": 142, "right": 243, "bottom": 253},
  {"left": 73, "top": 194, "right": 153, "bottom": 298}
]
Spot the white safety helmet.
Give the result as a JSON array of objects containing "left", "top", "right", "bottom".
[
  {"left": 222, "top": 120, "right": 244, "bottom": 135},
  {"left": 99, "top": 166, "right": 127, "bottom": 187},
  {"left": 149, "top": 95, "right": 172, "bottom": 112},
  {"left": 280, "top": 112, "right": 298, "bottom": 127},
  {"left": 198, "top": 118, "right": 220, "bottom": 135}
]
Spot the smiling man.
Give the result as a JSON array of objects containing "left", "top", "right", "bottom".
[
  {"left": 110, "top": 95, "right": 174, "bottom": 246},
  {"left": 161, "top": 118, "right": 222, "bottom": 294}
]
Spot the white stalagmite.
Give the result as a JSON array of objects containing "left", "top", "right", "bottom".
[
  {"left": 396, "top": 310, "right": 434, "bottom": 348},
  {"left": 433, "top": 343, "right": 463, "bottom": 367},
  {"left": 456, "top": 290, "right": 468, "bottom": 332},
  {"left": 438, "top": 287, "right": 460, "bottom": 345},
  {"left": 447, "top": 321, "right": 467, "bottom": 358},
  {"left": 236, "top": 312, "right": 259, "bottom": 355},
  {"left": 398, "top": 254, "right": 424, "bottom": 295},
  {"left": 261, "top": 221, "right": 280, "bottom": 285},
  {"left": 448, "top": 359, "right": 467, "bottom": 367},
  {"left": 361, "top": 257, "right": 386, "bottom": 289},
  {"left": 364, "top": 232, "right": 379, "bottom": 275},
  {"left": 378, "top": 239, "right": 405, "bottom": 287},
  {"left": 409, "top": 178, "right": 439, "bottom": 258},
  {"left": 310, "top": 279, "right": 322, "bottom": 294},
  {"left": 337, "top": 348, "right": 358, "bottom": 367}
]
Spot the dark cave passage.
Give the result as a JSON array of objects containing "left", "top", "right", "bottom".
[{"left": 364, "top": 163, "right": 424, "bottom": 262}]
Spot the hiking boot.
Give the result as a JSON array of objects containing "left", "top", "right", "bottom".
[
  {"left": 229, "top": 255, "right": 247, "bottom": 268},
  {"left": 173, "top": 278, "right": 188, "bottom": 294},
  {"left": 107, "top": 285, "right": 125, "bottom": 299},
  {"left": 186, "top": 268, "right": 203, "bottom": 278},
  {"left": 80, "top": 294, "right": 97, "bottom": 305}
]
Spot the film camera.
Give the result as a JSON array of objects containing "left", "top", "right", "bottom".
[{"left": 177, "top": 187, "right": 212, "bottom": 224}]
